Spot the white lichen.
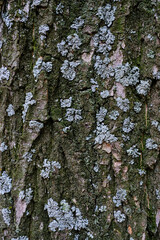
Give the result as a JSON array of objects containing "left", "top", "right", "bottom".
[
  {"left": 60, "top": 97, "right": 72, "bottom": 108},
  {"left": 11, "top": 237, "right": 29, "bottom": 240},
  {"left": 19, "top": 188, "right": 33, "bottom": 205},
  {"left": 90, "top": 78, "right": 99, "bottom": 92},
  {"left": 115, "top": 63, "right": 140, "bottom": 87},
  {"left": 96, "top": 107, "right": 107, "bottom": 123},
  {"left": 113, "top": 188, "right": 127, "bottom": 207},
  {"left": 146, "top": 138, "right": 158, "bottom": 150},
  {"left": 151, "top": 120, "right": 160, "bottom": 132},
  {"left": 99, "top": 205, "right": 107, "bottom": 213},
  {"left": 63, "top": 126, "right": 71, "bottom": 133},
  {"left": 109, "top": 110, "right": 119, "bottom": 120},
  {"left": 116, "top": 97, "right": 130, "bottom": 112},
  {"left": 2, "top": 12, "right": 13, "bottom": 29},
  {"left": 44, "top": 198, "right": 88, "bottom": 232},
  {"left": 57, "top": 34, "right": 82, "bottom": 56},
  {"left": 15, "top": 7, "right": 29, "bottom": 23},
  {"left": 29, "top": 120, "right": 44, "bottom": 132},
  {"left": 93, "top": 26, "right": 115, "bottom": 54},
  {"left": 67, "top": 34, "right": 82, "bottom": 50},
  {"left": 153, "top": 71, "right": 160, "bottom": 80},
  {"left": 122, "top": 134, "right": 130, "bottom": 142},
  {"left": 2, "top": 208, "right": 11, "bottom": 226},
  {"left": 93, "top": 164, "right": 99, "bottom": 173},
  {"left": 122, "top": 117, "right": 134, "bottom": 133},
  {"left": 114, "top": 210, "right": 126, "bottom": 223},
  {"left": 56, "top": 3, "right": 64, "bottom": 14},
  {"left": 156, "top": 189, "right": 160, "bottom": 200},
  {"left": 40, "top": 159, "right": 61, "bottom": 179},
  {"left": 151, "top": 120, "right": 159, "bottom": 128},
  {"left": 100, "top": 90, "right": 110, "bottom": 98},
  {"left": 97, "top": 4, "right": 116, "bottom": 27},
  {"left": 107, "top": 175, "right": 112, "bottom": 181},
  {"left": 95, "top": 123, "right": 117, "bottom": 144},
  {"left": 57, "top": 40, "right": 68, "bottom": 56},
  {"left": 134, "top": 102, "right": 142, "bottom": 113},
  {"left": 0, "top": 171, "right": 12, "bottom": 194},
  {"left": 70, "top": 17, "right": 84, "bottom": 30},
  {"left": 65, "top": 108, "right": 82, "bottom": 122},
  {"left": 39, "top": 24, "right": 49, "bottom": 40},
  {"left": 147, "top": 50, "right": 155, "bottom": 59},
  {"left": 0, "top": 40, "right": 2, "bottom": 49},
  {"left": 33, "top": 58, "right": 52, "bottom": 80},
  {"left": 22, "top": 92, "right": 36, "bottom": 122},
  {"left": 0, "top": 66, "right": 10, "bottom": 82},
  {"left": 140, "top": 181, "right": 143, "bottom": 186},
  {"left": 87, "top": 232, "right": 94, "bottom": 239},
  {"left": 33, "top": 58, "right": 43, "bottom": 78},
  {"left": 138, "top": 169, "right": 146, "bottom": 176},
  {"left": 61, "top": 60, "right": 80, "bottom": 81},
  {"left": 0, "top": 142, "right": 8, "bottom": 152},
  {"left": 136, "top": 80, "right": 151, "bottom": 95},
  {"left": 23, "top": 149, "right": 35, "bottom": 162},
  {"left": 6, "top": 104, "right": 15, "bottom": 117},
  {"left": 127, "top": 145, "right": 141, "bottom": 158},
  {"left": 31, "top": 0, "right": 42, "bottom": 8},
  {"left": 94, "top": 55, "right": 112, "bottom": 79},
  {"left": 74, "top": 235, "right": 79, "bottom": 240}
]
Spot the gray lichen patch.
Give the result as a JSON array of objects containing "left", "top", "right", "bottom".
[
  {"left": 94, "top": 55, "right": 111, "bottom": 79},
  {"left": 0, "top": 172, "right": 12, "bottom": 194},
  {"left": 57, "top": 34, "right": 82, "bottom": 57},
  {"left": 65, "top": 108, "right": 82, "bottom": 122},
  {"left": 136, "top": 80, "right": 151, "bottom": 96},
  {"left": 11, "top": 236, "right": 28, "bottom": 240},
  {"left": 116, "top": 97, "right": 130, "bottom": 112},
  {"left": 39, "top": 24, "right": 49, "bottom": 40},
  {"left": 114, "top": 210, "right": 126, "bottom": 223},
  {"left": 44, "top": 198, "right": 88, "bottom": 232},
  {"left": 115, "top": 63, "right": 140, "bottom": 87},
  {"left": 93, "top": 26, "right": 115, "bottom": 54},
  {"left": 113, "top": 188, "right": 127, "bottom": 207},
  {"left": 40, "top": 159, "right": 61, "bottom": 179},
  {"left": 97, "top": 4, "right": 117, "bottom": 27},
  {"left": 146, "top": 138, "right": 158, "bottom": 150},
  {"left": 1, "top": 208, "right": 11, "bottom": 226},
  {"left": 122, "top": 117, "right": 135, "bottom": 133},
  {"left": 31, "top": 0, "right": 42, "bottom": 8},
  {"left": 70, "top": 17, "right": 84, "bottom": 30},
  {"left": 0, "top": 66, "right": 10, "bottom": 82},
  {"left": 60, "top": 60, "right": 80, "bottom": 81},
  {"left": 22, "top": 92, "right": 36, "bottom": 123},
  {"left": 56, "top": 3, "right": 64, "bottom": 15},
  {"left": 95, "top": 123, "right": 118, "bottom": 145},
  {"left": 6, "top": 104, "right": 15, "bottom": 116},
  {"left": 19, "top": 187, "right": 33, "bottom": 204},
  {"left": 33, "top": 58, "right": 52, "bottom": 81},
  {"left": 29, "top": 120, "right": 44, "bottom": 132},
  {"left": 127, "top": 145, "right": 141, "bottom": 158},
  {"left": 60, "top": 97, "right": 72, "bottom": 108},
  {"left": 0, "top": 142, "right": 8, "bottom": 152}
]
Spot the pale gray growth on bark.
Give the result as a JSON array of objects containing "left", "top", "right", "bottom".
[{"left": 0, "top": 0, "right": 160, "bottom": 239}]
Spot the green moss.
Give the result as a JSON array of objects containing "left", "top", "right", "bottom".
[
  {"left": 113, "top": 17, "right": 125, "bottom": 34},
  {"left": 50, "top": 107, "right": 62, "bottom": 121},
  {"left": 147, "top": 207, "right": 157, "bottom": 235}
]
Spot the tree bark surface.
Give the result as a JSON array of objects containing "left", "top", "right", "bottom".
[{"left": 0, "top": 0, "right": 160, "bottom": 239}]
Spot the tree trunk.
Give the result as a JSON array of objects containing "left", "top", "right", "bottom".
[{"left": 0, "top": 0, "right": 160, "bottom": 239}]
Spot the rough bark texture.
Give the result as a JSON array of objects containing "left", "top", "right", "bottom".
[{"left": 0, "top": 0, "right": 160, "bottom": 239}]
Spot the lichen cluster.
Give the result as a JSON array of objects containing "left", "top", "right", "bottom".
[{"left": 0, "top": 0, "right": 160, "bottom": 239}]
